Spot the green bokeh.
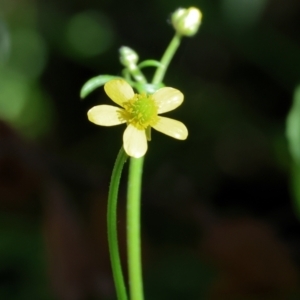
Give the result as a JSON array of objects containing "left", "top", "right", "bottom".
[{"left": 65, "top": 10, "right": 115, "bottom": 58}]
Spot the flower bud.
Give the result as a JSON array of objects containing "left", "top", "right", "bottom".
[
  {"left": 171, "top": 7, "right": 202, "bottom": 37},
  {"left": 119, "top": 46, "right": 139, "bottom": 67}
]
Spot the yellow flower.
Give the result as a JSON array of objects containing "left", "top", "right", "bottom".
[{"left": 88, "top": 79, "right": 188, "bottom": 158}]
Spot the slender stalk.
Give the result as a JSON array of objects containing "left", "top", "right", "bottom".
[
  {"left": 107, "top": 147, "right": 128, "bottom": 300},
  {"left": 128, "top": 64, "right": 147, "bottom": 85},
  {"left": 127, "top": 156, "right": 145, "bottom": 300},
  {"left": 125, "top": 30, "right": 182, "bottom": 300},
  {"left": 152, "top": 33, "right": 182, "bottom": 85}
]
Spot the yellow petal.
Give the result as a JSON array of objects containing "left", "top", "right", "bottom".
[
  {"left": 152, "top": 116, "right": 188, "bottom": 140},
  {"left": 87, "top": 105, "right": 125, "bottom": 126},
  {"left": 123, "top": 124, "right": 147, "bottom": 158},
  {"left": 152, "top": 87, "right": 184, "bottom": 114},
  {"left": 104, "top": 79, "right": 134, "bottom": 107}
]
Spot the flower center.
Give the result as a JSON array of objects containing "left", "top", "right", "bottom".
[{"left": 120, "top": 93, "right": 159, "bottom": 130}]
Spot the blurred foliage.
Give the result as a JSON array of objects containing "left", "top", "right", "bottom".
[
  {"left": 1, "top": 0, "right": 300, "bottom": 299},
  {"left": 286, "top": 86, "right": 300, "bottom": 220},
  {"left": 0, "top": 213, "right": 52, "bottom": 300},
  {"left": 0, "top": 0, "right": 53, "bottom": 138}
]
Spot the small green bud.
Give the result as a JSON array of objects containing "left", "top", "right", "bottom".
[
  {"left": 172, "top": 7, "right": 202, "bottom": 37},
  {"left": 119, "top": 46, "right": 139, "bottom": 67}
]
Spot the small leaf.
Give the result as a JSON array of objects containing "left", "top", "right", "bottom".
[
  {"left": 138, "top": 60, "right": 163, "bottom": 69},
  {"left": 286, "top": 85, "right": 300, "bottom": 164},
  {"left": 80, "top": 75, "right": 121, "bottom": 99}
]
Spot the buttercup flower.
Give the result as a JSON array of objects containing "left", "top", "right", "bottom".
[{"left": 88, "top": 79, "right": 188, "bottom": 158}]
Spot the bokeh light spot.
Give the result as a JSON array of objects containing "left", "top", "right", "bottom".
[
  {"left": 0, "top": 71, "right": 53, "bottom": 138},
  {"left": 10, "top": 28, "right": 47, "bottom": 79},
  {"left": 65, "top": 11, "right": 114, "bottom": 57},
  {"left": 0, "top": 72, "right": 29, "bottom": 121}
]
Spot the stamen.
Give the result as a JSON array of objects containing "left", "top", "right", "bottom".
[{"left": 121, "top": 94, "right": 159, "bottom": 130}]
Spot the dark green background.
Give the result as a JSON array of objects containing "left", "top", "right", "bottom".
[{"left": 1, "top": 0, "right": 300, "bottom": 299}]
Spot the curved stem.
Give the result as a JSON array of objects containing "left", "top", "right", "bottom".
[
  {"left": 127, "top": 156, "right": 145, "bottom": 300},
  {"left": 107, "top": 147, "right": 128, "bottom": 300},
  {"left": 152, "top": 33, "right": 182, "bottom": 85}
]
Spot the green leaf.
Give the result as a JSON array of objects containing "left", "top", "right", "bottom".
[
  {"left": 138, "top": 60, "right": 163, "bottom": 69},
  {"left": 80, "top": 75, "right": 121, "bottom": 99},
  {"left": 286, "top": 85, "right": 300, "bottom": 164}
]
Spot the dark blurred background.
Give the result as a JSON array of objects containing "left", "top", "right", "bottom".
[{"left": 1, "top": 0, "right": 300, "bottom": 299}]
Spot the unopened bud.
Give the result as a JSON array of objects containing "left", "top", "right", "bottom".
[
  {"left": 119, "top": 46, "right": 139, "bottom": 67},
  {"left": 172, "top": 7, "right": 202, "bottom": 37}
]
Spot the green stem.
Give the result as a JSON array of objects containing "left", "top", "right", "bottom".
[
  {"left": 107, "top": 147, "right": 128, "bottom": 300},
  {"left": 124, "top": 30, "right": 183, "bottom": 300},
  {"left": 128, "top": 64, "right": 147, "bottom": 84},
  {"left": 127, "top": 156, "right": 145, "bottom": 300},
  {"left": 152, "top": 33, "right": 182, "bottom": 85}
]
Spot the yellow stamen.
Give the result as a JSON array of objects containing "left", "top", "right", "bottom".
[{"left": 120, "top": 94, "right": 159, "bottom": 130}]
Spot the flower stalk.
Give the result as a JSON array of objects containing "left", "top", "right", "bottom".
[
  {"left": 107, "top": 147, "right": 128, "bottom": 300},
  {"left": 120, "top": 46, "right": 147, "bottom": 84},
  {"left": 152, "top": 33, "right": 182, "bottom": 85},
  {"left": 127, "top": 156, "right": 145, "bottom": 300},
  {"left": 82, "top": 6, "right": 202, "bottom": 300}
]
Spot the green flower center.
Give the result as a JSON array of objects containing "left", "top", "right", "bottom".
[{"left": 120, "top": 93, "right": 159, "bottom": 130}]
